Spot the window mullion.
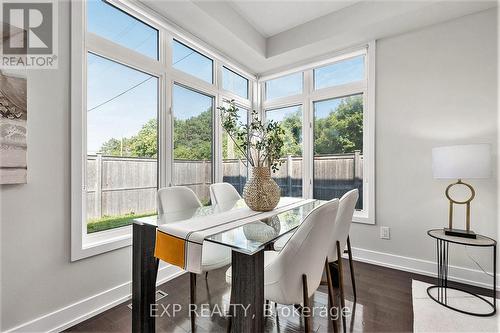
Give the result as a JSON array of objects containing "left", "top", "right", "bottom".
[
  {"left": 163, "top": 32, "right": 174, "bottom": 188},
  {"left": 86, "top": 33, "right": 164, "bottom": 76}
]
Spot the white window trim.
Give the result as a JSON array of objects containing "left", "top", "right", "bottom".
[
  {"left": 71, "top": 0, "right": 256, "bottom": 261},
  {"left": 261, "top": 42, "right": 376, "bottom": 224},
  {"left": 72, "top": 0, "right": 373, "bottom": 261}
]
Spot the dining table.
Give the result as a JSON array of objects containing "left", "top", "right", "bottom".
[{"left": 131, "top": 196, "right": 324, "bottom": 333}]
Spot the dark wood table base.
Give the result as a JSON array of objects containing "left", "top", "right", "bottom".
[
  {"left": 228, "top": 249, "right": 264, "bottom": 333},
  {"left": 132, "top": 223, "right": 159, "bottom": 332}
]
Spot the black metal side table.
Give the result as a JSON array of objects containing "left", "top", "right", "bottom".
[{"left": 427, "top": 229, "right": 496, "bottom": 316}]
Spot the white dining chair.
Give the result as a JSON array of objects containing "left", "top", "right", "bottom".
[
  {"left": 226, "top": 198, "right": 340, "bottom": 333},
  {"left": 273, "top": 191, "right": 358, "bottom": 292},
  {"left": 209, "top": 182, "right": 241, "bottom": 205},
  {"left": 156, "top": 186, "right": 231, "bottom": 305},
  {"left": 325, "top": 189, "right": 359, "bottom": 330},
  {"left": 157, "top": 186, "right": 202, "bottom": 214},
  {"left": 270, "top": 189, "right": 358, "bottom": 331}
]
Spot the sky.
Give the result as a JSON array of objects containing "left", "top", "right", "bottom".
[
  {"left": 85, "top": 0, "right": 364, "bottom": 153},
  {"left": 173, "top": 84, "right": 213, "bottom": 120},
  {"left": 266, "top": 105, "right": 301, "bottom": 122}
]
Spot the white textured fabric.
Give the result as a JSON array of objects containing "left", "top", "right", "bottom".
[
  {"left": 273, "top": 190, "right": 358, "bottom": 255},
  {"left": 158, "top": 197, "right": 314, "bottom": 274},
  {"left": 412, "top": 280, "right": 498, "bottom": 332},
  {"left": 209, "top": 183, "right": 241, "bottom": 205},
  {"left": 264, "top": 199, "right": 340, "bottom": 305},
  {"left": 201, "top": 241, "right": 231, "bottom": 272},
  {"left": 272, "top": 233, "right": 291, "bottom": 251},
  {"left": 326, "top": 189, "right": 358, "bottom": 262},
  {"left": 157, "top": 186, "right": 201, "bottom": 215}
]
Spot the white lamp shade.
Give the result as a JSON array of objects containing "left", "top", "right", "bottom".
[{"left": 432, "top": 144, "right": 491, "bottom": 179}]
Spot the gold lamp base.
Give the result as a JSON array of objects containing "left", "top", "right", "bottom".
[{"left": 444, "top": 179, "right": 477, "bottom": 239}]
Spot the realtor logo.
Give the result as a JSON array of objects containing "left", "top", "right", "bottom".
[{"left": 1, "top": 1, "right": 57, "bottom": 68}]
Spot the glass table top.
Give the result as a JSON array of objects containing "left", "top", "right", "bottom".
[
  {"left": 205, "top": 199, "right": 325, "bottom": 254},
  {"left": 133, "top": 198, "right": 249, "bottom": 227},
  {"left": 134, "top": 197, "right": 326, "bottom": 255}
]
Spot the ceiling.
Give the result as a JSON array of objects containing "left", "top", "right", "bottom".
[
  {"left": 227, "top": 1, "right": 359, "bottom": 37},
  {"left": 141, "top": 0, "right": 497, "bottom": 75}
]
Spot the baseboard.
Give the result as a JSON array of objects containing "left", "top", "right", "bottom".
[
  {"left": 4, "top": 265, "right": 185, "bottom": 333},
  {"left": 350, "top": 247, "right": 499, "bottom": 291},
  {"left": 5, "top": 247, "right": 498, "bottom": 332}
]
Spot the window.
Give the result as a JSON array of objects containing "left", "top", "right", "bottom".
[
  {"left": 266, "top": 105, "right": 303, "bottom": 197},
  {"left": 265, "top": 72, "right": 303, "bottom": 100},
  {"left": 222, "top": 67, "right": 248, "bottom": 98},
  {"left": 87, "top": 0, "right": 158, "bottom": 59},
  {"left": 86, "top": 53, "right": 158, "bottom": 233},
  {"left": 172, "top": 84, "right": 214, "bottom": 204},
  {"left": 313, "top": 94, "right": 363, "bottom": 209},
  {"left": 172, "top": 40, "right": 213, "bottom": 83},
  {"left": 222, "top": 102, "right": 249, "bottom": 195},
  {"left": 314, "top": 55, "right": 365, "bottom": 90},
  {"left": 72, "top": 2, "right": 256, "bottom": 260},
  {"left": 261, "top": 45, "right": 374, "bottom": 224}
]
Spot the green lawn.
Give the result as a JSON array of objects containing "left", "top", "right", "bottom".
[{"left": 87, "top": 212, "right": 156, "bottom": 234}]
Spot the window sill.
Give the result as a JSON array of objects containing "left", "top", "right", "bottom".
[
  {"left": 72, "top": 225, "right": 132, "bottom": 261},
  {"left": 353, "top": 210, "right": 375, "bottom": 225}
]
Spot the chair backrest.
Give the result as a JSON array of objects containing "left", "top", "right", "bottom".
[
  {"left": 157, "top": 186, "right": 202, "bottom": 215},
  {"left": 327, "top": 189, "right": 358, "bottom": 263},
  {"left": 209, "top": 182, "right": 241, "bottom": 205},
  {"left": 264, "top": 199, "right": 339, "bottom": 305}
]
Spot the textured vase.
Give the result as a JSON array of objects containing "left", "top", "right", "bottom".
[{"left": 243, "top": 167, "right": 281, "bottom": 212}]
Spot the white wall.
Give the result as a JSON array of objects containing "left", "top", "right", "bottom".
[
  {"left": 0, "top": 2, "right": 135, "bottom": 331},
  {"left": 0, "top": 4, "right": 497, "bottom": 332},
  {"left": 351, "top": 8, "right": 498, "bottom": 284}
]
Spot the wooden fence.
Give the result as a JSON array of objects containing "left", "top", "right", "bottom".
[{"left": 86, "top": 152, "right": 363, "bottom": 220}]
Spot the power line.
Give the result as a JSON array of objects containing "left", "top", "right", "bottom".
[
  {"left": 87, "top": 77, "right": 153, "bottom": 112},
  {"left": 172, "top": 50, "right": 195, "bottom": 66},
  {"left": 87, "top": 50, "right": 196, "bottom": 112}
]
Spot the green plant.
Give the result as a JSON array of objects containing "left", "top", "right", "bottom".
[{"left": 218, "top": 100, "right": 285, "bottom": 172}]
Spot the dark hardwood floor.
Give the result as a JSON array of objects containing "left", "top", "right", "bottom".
[{"left": 66, "top": 260, "right": 492, "bottom": 333}]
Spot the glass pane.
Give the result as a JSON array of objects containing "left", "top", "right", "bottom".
[
  {"left": 173, "top": 84, "right": 213, "bottom": 204},
  {"left": 266, "top": 105, "right": 302, "bottom": 197},
  {"left": 222, "top": 102, "right": 249, "bottom": 196},
  {"left": 222, "top": 67, "right": 248, "bottom": 99},
  {"left": 87, "top": 0, "right": 158, "bottom": 59},
  {"left": 265, "top": 72, "right": 303, "bottom": 100},
  {"left": 172, "top": 40, "right": 213, "bottom": 84},
  {"left": 313, "top": 94, "right": 363, "bottom": 209},
  {"left": 314, "top": 55, "right": 365, "bottom": 90},
  {"left": 86, "top": 53, "right": 158, "bottom": 233},
  {"left": 206, "top": 198, "right": 324, "bottom": 255}
]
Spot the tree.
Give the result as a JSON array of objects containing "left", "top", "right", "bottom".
[
  {"left": 98, "top": 108, "right": 214, "bottom": 160},
  {"left": 314, "top": 95, "right": 363, "bottom": 155},
  {"left": 99, "top": 121, "right": 156, "bottom": 158},
  {"left": 99, "top": 137, "right": 134, "bottom": 157},
  {"left": 97, "top": 95, "right": 363, "bottom": 160},
  {"left": 173, "top": 109, "right": 212, "bottom": 160},
  {"left": 130, "top": 118, "right": 157, "bottom": 158},
  {"left": 280, "top": 110, "right": 302, "bottom": 156}
]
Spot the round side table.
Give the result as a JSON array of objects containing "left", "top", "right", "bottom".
[{"left": 427, "top": 229, "right": 496, "bottom": 316}]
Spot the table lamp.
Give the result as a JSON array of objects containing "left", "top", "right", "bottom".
[{"left": 432, "top": 144, "right": 491, "bottom": 239}]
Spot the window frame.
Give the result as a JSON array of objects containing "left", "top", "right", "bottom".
[
  {"left": 71, "top": 0, "right": 256, "bottom": 260},
  {"left": 172, "top": 39, "right": 214, "bottom": 84},
  {"left": 260, "top": 43, "right": 376, "bottom": 224},
  {"left": 221, "top": 65, "right": 249, "bottom": 99},
  {"left": 264, "top": 71, "right": 305, "bottom": 102},
  {"left": 264, "top": 104, "right": 304, "bottom": 198}
]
